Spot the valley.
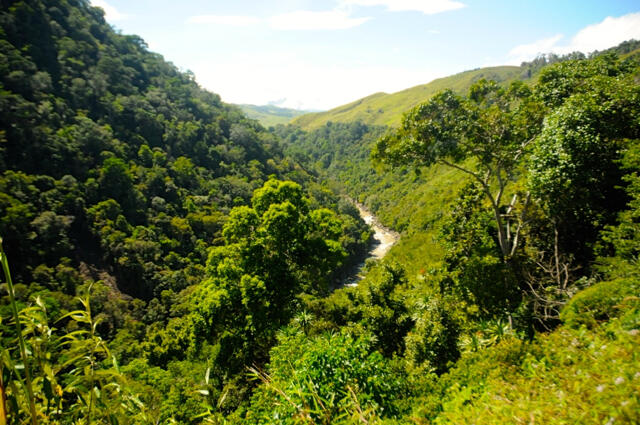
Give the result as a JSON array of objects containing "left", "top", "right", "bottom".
[
  {"left": 342, "top": 201, "right": 399, "bottom": 286},
  {"left": 0, "top": 1, "right": 639, "bottom": 424},
  {"left": 354, "top": 202, "right": 398, "bottom": 260}
]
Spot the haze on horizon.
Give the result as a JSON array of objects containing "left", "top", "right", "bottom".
[{"left": 92, "top": 0, "right": 640, "bottom": 111}]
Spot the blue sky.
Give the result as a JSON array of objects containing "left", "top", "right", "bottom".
[{"left": 92, "top": 0, "right": 640, "bottom": 110}]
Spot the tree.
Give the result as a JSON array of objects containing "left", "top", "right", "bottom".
[
  {"left": 189, "top": 179, "right": 348, "bottom": 405},
  {"left": 439, "top": 182, "right": 520, "bottom": 315},
  {"left": 597, "top": 139, "right": 640, "bottom": 275},
  {"left": 528, "top": 57, "right": 640, "bottom": 264},
  {"left": 372, "top": 80, "right": 544, "bottom": 260},
  {"left": 98, "top": 157, "right": 139, "bottom": 217},
  {"left": 246, "top": 329, "right": 407, "bottom": 424}
]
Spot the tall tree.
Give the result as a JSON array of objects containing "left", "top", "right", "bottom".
[
  {"left": 528, "top": 55, "right": 640, "bottom": 263},
  {"left": 372, "top": 80, "right": 544, "bottom": 260}
]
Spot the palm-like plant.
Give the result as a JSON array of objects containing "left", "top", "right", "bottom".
[{"left": 1, "top": 238, "right": 150, "bottom": 424}]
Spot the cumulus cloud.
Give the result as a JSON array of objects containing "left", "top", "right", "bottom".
[
  {"left": 341, "top": 0, "right": 465, "bottom": 15},
  {"left": 90, "top": 0, "right": 128, "bottom": 21},
  {"left": 268, "top": 9, "right": 370, "bottom": 30},
  {"left": 568, "top": 12, "right": 640, "bottom": 52},
  {"left": 187, "top": 15, "right": 261, "bottom": 26},
  {"left": 508, "top": 12, "right": 640, "bottom": 64}
]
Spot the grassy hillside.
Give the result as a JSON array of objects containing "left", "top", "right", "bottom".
[
  {"left": 292, "top": 41, "right": 640, "bottom": 131},
  {"left": 238, "top": 103, "right": 312, "bottom": 127},
  {"left": 292, "top": 66, "right": 523, "bottom": 129}
]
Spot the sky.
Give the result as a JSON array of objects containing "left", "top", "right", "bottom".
[{"left": 91, "top": 0, "right": 640, "bottom": 111}]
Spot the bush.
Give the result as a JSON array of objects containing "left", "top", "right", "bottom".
[
  {"left": 560, "top": 278, "right": 639, "bottom": 328},
  {"left": 404, "top": 297, "right": 460, "bottom": 373},
  {"left": 245, "top": 329, "right": 408, "bottom": 424}
]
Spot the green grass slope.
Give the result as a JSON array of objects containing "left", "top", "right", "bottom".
[
  {"left": 293, "top": 41, "right": 640, "bottom": 131},
  {"left": 293, "top": 66, "right": 523, "bottom": 129},
  {"left": 239, "top": 104, "right": 312, "bottom": 127}
]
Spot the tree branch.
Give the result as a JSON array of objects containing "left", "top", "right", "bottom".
[
  {"left": 509, "top": 191, "right": 530, "bottom": 257},
  {"left": 513, "top": 136, "right": 536, "bottom": 162},
  {"left": 437, "top": 159, "right": 484, "bottom": 185}
]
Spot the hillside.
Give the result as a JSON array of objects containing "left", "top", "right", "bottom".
[
  {"left": 274, "top": 48, "right": 640, "bottom": 422},
  {"left": 292, "top": 40, "right": 640, "bottom": 131},
  {"left": 0, "top": 0, "right": 370, "bottom": 422},
  {"left": 1, "top": 0, "right": 639, "bottom": 422},
  {"left": 0, "top": 0, "right": 284, "bottom": 299},
  {"left": 292, "top": 65, "right": 523, "bottom": 129},
  {"left": 238, "top": 103, "right": 312, "bottom": 127}
]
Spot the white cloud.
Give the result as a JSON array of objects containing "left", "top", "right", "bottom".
[
  {"left": 568, "top": 12, "right": 640, "bottom": 53},
  {"left": 341, "top": 0, "right": 465, "bottom": 15},
  {"left": 507, "top": 12, "right": 640, "bottom": 64},
  {"left": 90, "top": 0, "right": 128, "bottom": 21},
  {"left": 190, "top": 54, "right": 441, "bottom": 110},
  {"left": 187, "top": 15, "right": 261, "bottom": 26},
  {"left": 269, "top": 10, "right": 371, "bottom": 31},
  {"left": 507, "top": 34, "right": 564, "bottom": 64}
]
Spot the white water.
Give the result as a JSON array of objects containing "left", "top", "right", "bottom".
[{"left": 342, "top": 202, "right": 399, "bottom": 286}]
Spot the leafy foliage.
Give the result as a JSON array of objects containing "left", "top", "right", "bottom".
[
  {"left": 0, "top": 254, "right": 150, "bottom": 423},
  {"left": 191, "top": 179, "right": 348, "bottom": 379},
  {"left": 415, "top": 291, "right": 640, "bottom": 424},
  {"left": 529, "top": 57, "right": 640, "bottom": 264},
  {"left": 438, "top": 182, "right": 520, "bottom": 317},
  {"left": 560, "top": 278, "right": 639, "bottom": 329},
  {"left": 245, "top": 329, "right": 408, "bottom": 424},
  {"left": 1, "top": 2, "right": 640, "bottom": 421}
]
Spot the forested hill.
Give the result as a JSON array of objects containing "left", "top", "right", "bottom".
[
  {"left": 0, "top": 0, "right": 276, "bottom": 297},
  {"left": 0, "top": 0, "right": 369, "bottom": 297},
  {"left": 0, "top": 0, "right": 373, "bottom": 421}
]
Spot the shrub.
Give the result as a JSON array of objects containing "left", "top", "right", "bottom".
[{"left": 560, "top": 278, "right": 639, "bottom": 328}]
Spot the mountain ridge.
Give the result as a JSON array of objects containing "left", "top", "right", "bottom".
[
  {"left": 292, "top": 40, "right": 640, "bottom": 130},
  {"left": 238, "top": 103, "right": 314, "bottom": 126},
  {"left": 292, "top": 65, "right": 523, "bottom": 129}
]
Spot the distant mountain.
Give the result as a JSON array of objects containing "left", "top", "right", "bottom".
[
  {"left": 239, "top": 104, "right": 315, "bottom": 127},
  {"left": 292, "top": 66, "right": 524, "bottom": 129}
]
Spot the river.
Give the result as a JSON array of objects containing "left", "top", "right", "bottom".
[{"left": 341, "top": 202, "right": 400, "bottom": 287}]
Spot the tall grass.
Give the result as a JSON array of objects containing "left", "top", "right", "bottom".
[{"left": 0, "top": 237, "right": 38, "bottom": 424}]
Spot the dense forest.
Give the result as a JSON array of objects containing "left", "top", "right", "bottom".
[
  {"left": 0, "top": 0, "right": 371, "bottom": 422},
  {"left": 1, "top": 0, "right": 639, "bottom": 423}
]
